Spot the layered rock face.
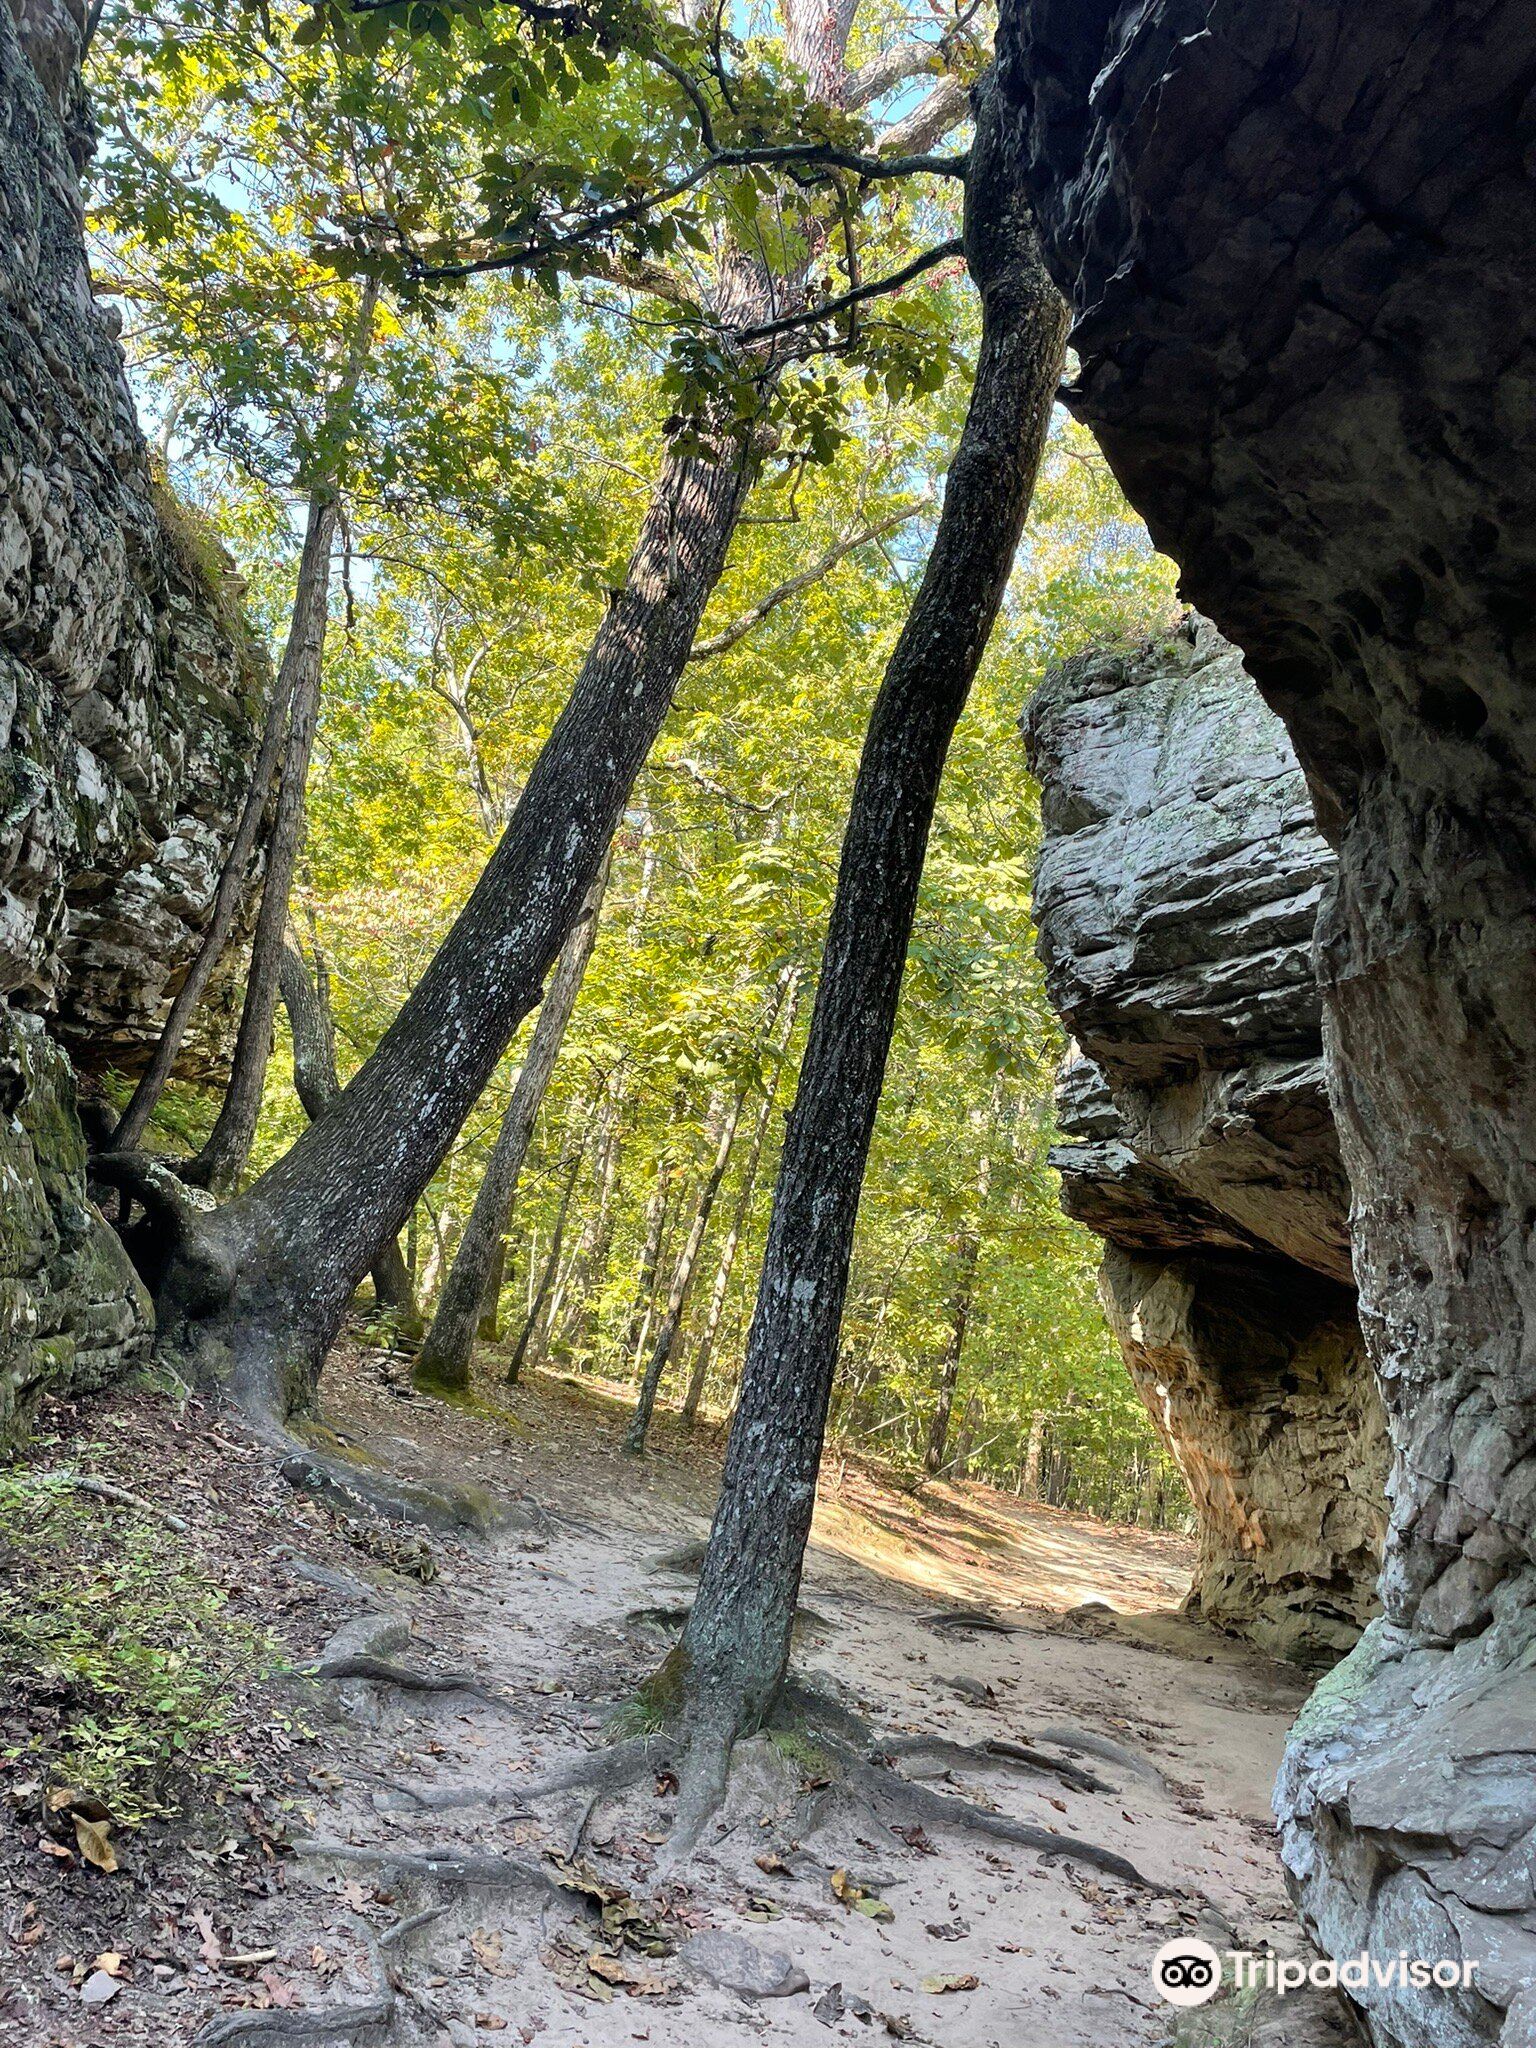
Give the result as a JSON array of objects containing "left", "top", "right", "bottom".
[
  {"left": 0, "top": 0, "right": 262, "bottom": 1437},
  {"left": 1001, "top": 1, "right": 1536, "bottom": 2040},
  {"left": 1026, "top": 617, "right": 1385, "bottom": 1667}
]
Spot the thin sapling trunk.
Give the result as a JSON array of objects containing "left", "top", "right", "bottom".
[{"left": 413, "top": 856, "right": 611, "bottom": 1396}]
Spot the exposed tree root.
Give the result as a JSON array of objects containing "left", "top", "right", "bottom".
[
  {"left": 885, "top": 1732, "right": 1115, "bottom": 1797},
  {"left": 827, "top": 1738, "right": 1157, "bottom": 1888},
  {"left": 916, "top": 1606, "right": 1026, "bottom": 1634},
  {"left": 193, "top": 1916, "right": 392, "bottom": 2045},
  {"left": 373, "top": 1735, "right": 667, "bottom": 1816},
  {"left": 1033, "top": 1724, "right": 1169, "bottom": 1790},
  {"left": 279, "top": 1448, "right": 501, "bottom": 1537},
  {"left": 291, "top": 1838, "right": 553, "bottom": 1893},
  {"left": 302, "top": 1652, "right": 513, "bottom": 1709}
]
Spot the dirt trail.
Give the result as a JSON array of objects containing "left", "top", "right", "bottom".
[{"left": 2, "top": 1351, "right": 1328, "bottom": 2048}]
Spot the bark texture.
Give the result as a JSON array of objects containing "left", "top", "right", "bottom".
[
  {"left": 1000, "top": 1, "right": 1536, "bottom": 2037},
  {"left": 669, "top": 80, "right": 1070, "bottom": 1806},
  {"left": 412, "top": 858, "right": 610, "bottom": 1395},
  {"left": 189, "top": 492, "right": 339, "bottom": 1196},
  {"left": 149, "top": 428, "right": 755, "bottom": 1416},
  {"left": 1024, "top": 617, "right": 1386, "bottom": 1666}
]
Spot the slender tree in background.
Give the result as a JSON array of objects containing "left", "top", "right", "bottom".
[
  {"left": 413, "top": 855, "right": 612, "bottom": 1395},
  {"left": 506, "top": 1146, "right": 586, "bottom": 1383},
  {"left": 623, "top": 971, "right": 794, "bottom": 1452},
  {"left": 277, "top": 933, "right": 415, "bottom": 1317},
  {"left": 680, "top": 971, "right": 802, "bottom": 1424},
  {"left": 923, "top": 1082, "right": 1002, "bottom": 1471},
  {"left": 656, "top": 83, "right": 1072, "bottom": 1850}
]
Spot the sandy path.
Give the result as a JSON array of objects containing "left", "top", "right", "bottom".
[
  {"left": 286, "top": 1358, "right": 1315, "bottom": 2048},
  {"left": 2, "top": 1357, "right": 1323, "bottom": 2048}
]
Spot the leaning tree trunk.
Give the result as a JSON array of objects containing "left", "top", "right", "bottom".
[
  {"left": 412, "top": 856, "right": 611, "bottom": 1396},
  {"left": 125, "top": 426, "right": 757, "bottom": 1419},
  {"left": 185, "top": 489, "right": 339, "bottom": 1197},
  {"left": 659, "top": 88, "right": 1070, "bottom": 1847},
  {"left": 277, "top": 934, "right": 415, "bottom": 1324}
]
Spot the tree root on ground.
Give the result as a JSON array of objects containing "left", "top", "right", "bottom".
[
  {"left": 373, "top": 1732, "right": 668, "bottom": 1816},
  {"left": 193, "top": 1916, "right": 392, "bottom": 2045},
  {"left": 302, "top": 1651, "right": 514, "bottom": 1709},
  {"left": 278, "top": 1447, "right": 502, "bottom": 1538},
  {"left": 291, "top": 1838, "right": 554, "bottom": 1893},
  {"left": 824, "top": 1738, "right": 1156, "bottom": 1889},
  {"left": 916, "top": 1606, "right": 1026, "bottom": 1634},
  {"left": 883, "top": 1732, "right": 1115, "bottom": 1797},
  {"left": 1032, "top": 1722, "right": 1170, "bottom": 1789}
]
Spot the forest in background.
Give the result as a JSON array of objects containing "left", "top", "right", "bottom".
[{"left": 86, "top": 0, "right": 1185, "bottom": 1526}]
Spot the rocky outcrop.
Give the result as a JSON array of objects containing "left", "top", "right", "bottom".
[
  {"left": 1026, "top": 616, "right": 1385, "bottom": 1666},
  {"left": 1001, "top": 1, "right": 1536, "bottom": 2041},
  {"left": 0, "top": 0, "right": 264, "bottom": 1434},
  {"left": 0, "top": 1006, "right": 149, "bottom": 1438}
]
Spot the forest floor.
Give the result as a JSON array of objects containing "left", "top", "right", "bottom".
[{"left": 0, "top": 1337, "right": 1348, "bottom": 2048}]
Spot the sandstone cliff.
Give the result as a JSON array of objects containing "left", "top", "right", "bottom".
[
  {"left": 1026, "top": 615, "right": 1385, "bottom": 1668},
  {"left": 0, "top": 0, "right": 263, "bottom": 1438},
  {"left": 1002, "top": 0, "right": 1536, "bottom": 2039}
]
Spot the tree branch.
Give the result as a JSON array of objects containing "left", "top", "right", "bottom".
[
  {"left": 728, "top": 235, "right": 964, "bottom": 347},
  {"left": 688, "top": 502, "right": 930, "bottom": 659},
  {"left": 878, "top": 72, "right": 972, "bottom": 157}
]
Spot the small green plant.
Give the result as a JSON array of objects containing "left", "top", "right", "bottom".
[{"left": 0, "top": 1463, "right": 288, "bottom": 1826}]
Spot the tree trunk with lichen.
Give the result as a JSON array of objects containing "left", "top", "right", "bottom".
[{"left": 655, "top": 84, "right": 1070, "bottom": 1850}]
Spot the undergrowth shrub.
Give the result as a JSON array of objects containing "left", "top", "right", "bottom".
[{"left": 0, "top": 1462, "right": 288, "bottom": 1824}]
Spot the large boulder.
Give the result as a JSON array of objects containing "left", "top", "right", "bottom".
[
  {"left": 1025, "top": 615, "right": 1385, "bottom": 1667},
  {"left": 1000, "top": 0, "right": 1536, "bottom": 2039},
  {"left": 0, "top": 0, "right": 264, "bottom": 1434}
]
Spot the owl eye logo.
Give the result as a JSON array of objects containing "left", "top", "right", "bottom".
[{"left": 1151, "top": 1938, "right": 1223, "bottom": 2007}]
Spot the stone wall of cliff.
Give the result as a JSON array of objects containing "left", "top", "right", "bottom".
[
  {"left": 1026, "top": 615, "right": 1385, "bottom": 1667},
  {"left": 1001, "top": 1, "right": 1536, "bottom": 2039},
  {"left": 0, "top": 0, "right": 263, "bottom": 1439}
]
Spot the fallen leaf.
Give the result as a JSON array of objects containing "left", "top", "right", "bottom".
[
  {"left": 91, "top": 1952, "right": 128, "bottom": 1979},
  {"left": 73, "top": 1816, "right": 117, "bottom": 1874},
  {"left": 473, "top": 2013, "right": 508, "bottom": 2031},
  {"left": 258, "top": 1970, "right": 298, "bottom": 2008},
  {"left": 921, "top": 1971, "right": 979, "bottom": 1995}
]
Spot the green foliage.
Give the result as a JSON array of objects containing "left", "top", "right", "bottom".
[{"left": 0, "top": 1465, "right": 288, "bottom": 1824}]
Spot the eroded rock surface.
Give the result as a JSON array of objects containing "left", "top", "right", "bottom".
[
  {"left": 0, "top": 0, "right": 263, "bottom": 1432},
  {"left": 1002, "top": 1, "right": 1536, "bottom": 2040},
  {"left": 1026, "top": 617, "right": 1385, "bottom": 1666}
]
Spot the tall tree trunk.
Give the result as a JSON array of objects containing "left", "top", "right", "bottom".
[
  {"left": 680, "top": 972, "right": 801, "bottom": 1425},
  {"left": 413, "top": 856, "right": 611, "bottom": 1395},
  {"left": 660, "top": 92, "right": 1069, "bottom": 1844},
  {"left": 505, "top": 1146, "right": 585, "bottom": 1385},
  {"left": 1020, "top": 1407, "right": 1047, "bottom": 1500},
  {"left": 277, "top": 934, "right": 415, "bottom": 1321},
  {"left": 132, "top": 424, "right": 757, "bottom": 1418},
  {"left": 185, "top": 489, "right": 339, "bottom": 1196}
]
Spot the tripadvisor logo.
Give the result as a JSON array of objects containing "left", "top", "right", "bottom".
[
  {"left": 1150, "top": 1937, "right": 1480, "bottom": 2007},
  {"left": 1152, "top": 1939, "right": 1222, "bottom": 2007}
]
